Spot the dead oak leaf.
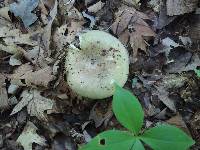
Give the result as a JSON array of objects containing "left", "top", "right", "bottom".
[
  {"left": 111, "top": 8, "right": 155, "bottom": 62},
  {"left": 8, "top": 65, "right": 55, "bottom": 88},
  {"left": 17, "top": 121, "right": 46, "bottom": 150},
  {"left": 20, "top": 67, "right": 55, "bottom": 87},
  {"left": 11, "top": 89, "right": 55, "bottom": 120}
]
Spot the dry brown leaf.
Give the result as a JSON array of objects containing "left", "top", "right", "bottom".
[
  {"left": 38, "top": 0, "right": 48, "bottom": 15},
  {"left": 59, "top": 0, "right": 83, "bottom": 21},
  {"left": 53, "top": 21, "right": 83, "bottom": 51},
  {"left": 167, "top": 114, "right": 191, "bottom": 135},
  {"left": 0, "top": 74, "right": 9, "bottom": 110},
  {"left": 0, "top": 20, "right": 49, "bottom": 66},
  {"left": 166, "top": 0, "right": 198, "bottom": 16},
  {"left": 87, "top": 1, "right": 105, "bottom": 13},
  {"left": 153, "top": 85, "right": 176, "bottom": 112},
  {"left": 11, "top": 89, "right": 55, "bottom": 120},
  {"left": 53, "top": 24, "right": 71, "bottom": 51},
  {"left": 9, "top": 65, "right": 55, "bottom": 88},
  {"left": 7, "top": 63, "right": 33, "bottom": 85},
  {"left": 0, "top": 6, "right": 11, "bottom": 21},
  {"left": 17, "top": 121, "right": 46, "bottom": 150},
  {"left": 166, "top": 51, "right": 200, "bottom": 73},
  {"left": 41, "top": 0, "right": 57, "bottom": 57},
  {"left": 0, "top": 26, "right": 38, "bottom": 46},
  {"left": 0, "top": 43, "right": 24, "bottom": 54},
  {"left": 153, "top": 74, "right": 188, "bottom": 112},
  {"left": 111, "top": 8, "right": 155, "bottom": 62},
  {"left": 20, "top": 66, "right": 55, "bottom": 87}
]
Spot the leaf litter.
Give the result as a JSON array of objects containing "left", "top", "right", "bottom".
[{"left": 0, "top": 0, "right": 200, "bottom": 149}]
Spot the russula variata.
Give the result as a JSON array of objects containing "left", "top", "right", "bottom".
[{"left": 65, "top": 30, "right": 129, "bottom": 99}]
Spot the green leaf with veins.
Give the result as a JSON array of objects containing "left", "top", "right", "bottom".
[
  {"left": 140, "top": 124, "right": 195, "bottom": 150},
  {"left": 80, "top": 130, "right": 136, "bottom": 150},
  {"left": 112, "top": 84, "right": 144, "bottom": 135}
]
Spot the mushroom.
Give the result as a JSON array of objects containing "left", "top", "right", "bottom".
[{"left": 65, "top": 30, "right": 129, "bottom": 99}]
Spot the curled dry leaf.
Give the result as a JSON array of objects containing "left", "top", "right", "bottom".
[
  {"left": 166, "top": 0, "right": 198, "bottom": 16},
  {"left": 0, "top": 74, "right": 9, "bottom": 110},
  {"left": 8, "top": 64, "right": 55, "bottom": 88},
  {"left": 17, "top": 121, "right": 46, "bottom": 150},
  {"left": 111, "top": 7, "right": 155, "bottom": 62},
  {"left": 11, "top": 89, "right": 55, "bottom": 120}
]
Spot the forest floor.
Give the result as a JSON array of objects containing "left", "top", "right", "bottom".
[{"left": 0, "top": 0, "right": 200, "bottom": 149}]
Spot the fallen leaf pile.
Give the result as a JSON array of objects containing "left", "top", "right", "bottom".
[
  {"left": 10, "top": 89, "right": 55, "bottom": 120},
  {"left": 111, "top": 6, "right": 155, "bottom": 62},
  {"left": 0, "top": 0, "right": 199, "bottom": 149}
]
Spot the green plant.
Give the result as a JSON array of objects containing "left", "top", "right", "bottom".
[
  {"left": 80, "top": 84, "right": 195, "bottom": 150},
  {"left": 194, "top": 69, "right": 200, "bottom": 77}
]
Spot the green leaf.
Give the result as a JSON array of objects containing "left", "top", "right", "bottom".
[
  {"left": 140, "top": 124, "right": 195, "bottom": 150},
  {"left": 79, "top": 130, "right": 135, "bottom": 150},
  {"left": 112, "top": 84, "right": 144, "bottom": 135},
  {"left": 132, "top": 139, "right": 145, "bottom": 150},
  {"left": 194, "top": 69, "right": 200, "bottom": 77}
]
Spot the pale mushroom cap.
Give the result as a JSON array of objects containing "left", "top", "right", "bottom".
[{"left": 65, "top": 30, "right": 129, "bottom": 99}]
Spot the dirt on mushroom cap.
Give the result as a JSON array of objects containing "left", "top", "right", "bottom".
[{"left": 65, "top": 30, "right": 129, "bottom": 99}]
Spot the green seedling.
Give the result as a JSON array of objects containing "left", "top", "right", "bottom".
[
  {"left": 80, "top": 84, "right": 195, "bottom": 150},
  {"left": 194, "top": 69, "right": 200, "bottom": 77}
]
